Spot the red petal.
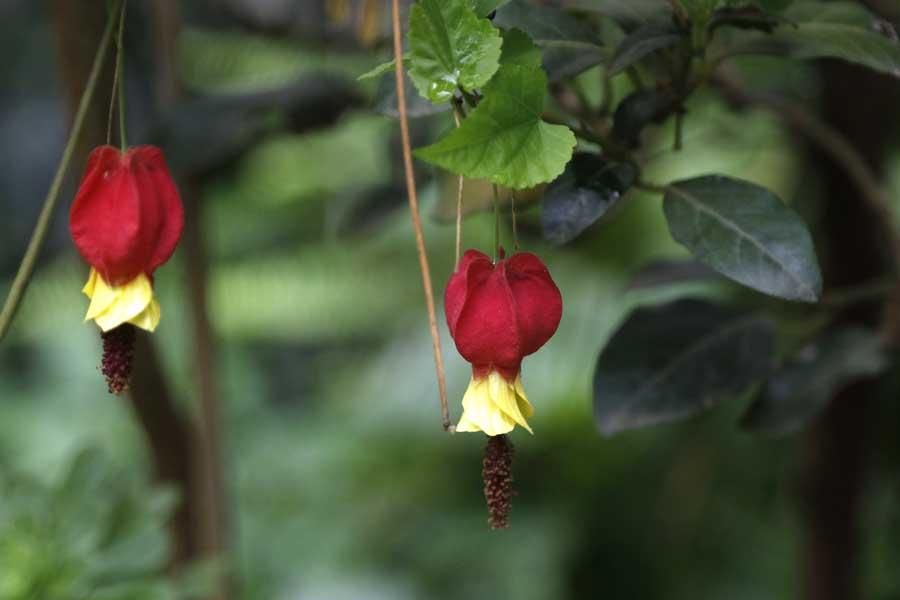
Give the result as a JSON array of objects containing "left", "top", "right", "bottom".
[
  {"left": 444, "top": 250, "right": 563, "bottom": 373},
  {"left": 129, "top": 146, "right": 183, "bottom": 273},
  {"left": 453, "top": 259, "right": 523, "bottom": 371},
  {"left": 444, "top": 249, "right": 492, "bottom": 337},
  {"left": 505, "top": 252, "right": 563, "bottom": 356},
  {"left": 69, "top": 145, "right": 183, "bottom": 285}
]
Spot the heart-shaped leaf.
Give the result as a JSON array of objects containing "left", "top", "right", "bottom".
[
  {"left": 663, "top": 175, "right": 822, "bottom": 302},
  {"left": 415, "top": 64, "right": 576, "bottom": 189},
  {"left": 595, "top": 298, "right": 775, "bottom": 435}
]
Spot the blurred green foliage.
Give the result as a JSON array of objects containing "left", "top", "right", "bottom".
[{"left": 2, "top": 2, "right": 900, "bottom": 599}]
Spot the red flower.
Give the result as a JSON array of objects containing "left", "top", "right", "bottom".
[
  {"left": 445, "top": 249, "right": 562, "bottom": 435},
  {"left": 70, "top": 145, "right": 183, "bottom": 286},
  {"left": 70, "top": 145, "right": 183, "bottom": 333}
]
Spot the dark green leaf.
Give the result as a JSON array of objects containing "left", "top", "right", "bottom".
[
  {"left": 709, "top": 5, "right": 786, "bottom": 34},
  {"left": 609, "top": 21, "right": 685, "bottom": 74},
  {"left": 626, "top": 259, "right": 717, "bottom": 290},
  {"left": 494, "top": 0, "right": 608, "bottom": 80},
  {"left": 720, "top": 3, "right": 900, "bottom": 77},
  {"left": 663, "top": 175, "right": 822, "bottom": 302},
  {"left": 612, "top": 89, "right": 679, "bottom": 147},
  {"left": 408, "top": 0, "right": 503, "bottom": 103},
  {"left": 471, "top": 0, "right": 511, "bottom": 17},
  {"left": 500, "top": 28, "right": 542, "bottom": 68},
  {"left": 495, "top": 0, "right": 599, "bottom": 45},
  {"left": 415, "top": 64, "right": 576, "bottom": 189},
  {"left": 570, "top": 0, "right": 670, "bottom": 30},
  {"left": 541, "top": 153, "right": 637, "bottom": 245},
  {"left": 742, "top": 328, "right": 888, "bottom": 435},
  {"left": 594, "top": 298, "right": 774, "bottom": 435}
]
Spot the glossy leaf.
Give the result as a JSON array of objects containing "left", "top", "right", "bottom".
[
  {"left": 612, "top": 89, "right": 678, "bottom": 147},
  {"left": 663, "top": 175, "right": 822, "bottom": 302},
  {"left": 742, "top": 328, "right": 888, "bottom": 435},
  {"left": 415, "top": 64, "right": 576, "bottom": 189},
  {"left": 407, "top": 0, "right": 503, "bottom": 103},
  {"left": 541, "top": 153, "right": 637, "bottom": 245},
  {"left": 609, "top": 21, "right": 684, "bottom": 74},
  {"left": 594, "top": 298, "right": 774, "bottom": 435}
]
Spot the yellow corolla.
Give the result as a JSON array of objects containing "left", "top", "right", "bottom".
[
  {"left": 455, "top": 370, "right": 535, "bottom": 436},
  {"left": 82, "top": 268, "right": 160, "bottom": 332}
]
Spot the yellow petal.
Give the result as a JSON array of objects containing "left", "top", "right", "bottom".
[
  {"left": 455, "top": 371, "right": 535, "bottom": 436},
  {"left": 127, "top": 297, "right": 161, "bottom": 332},
  {"left": 82, "top": 270, "right": 158, "bottom": 332}
]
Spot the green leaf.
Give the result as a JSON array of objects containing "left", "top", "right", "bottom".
[
  {"left": 709, "top": 5, "right": 787, "bottom": 34},
  {"left": 495, "top": 0, "right": 598, "bottom": 45},
  {"left": 742, "top": 328, "right": 888, "bottom": 435},
  {"left": 541, "top": 153, "right": 637, "bottom": 245},
  {"left": 663, "top": 175, "right": 823, "bottom": 302},
  {"left": 407, "top": 0, "right": 503, "bottom": 103},
  {"left": 494, "top": 0, "right": 608, "bottom": 80},
  {"left": 500, "top": 28, "right": 542, "bottom": 68},
  {"left": 681, "top": 0, "right": 721, "bottom": 23},
  {"left": 609, "top": 21, "right": 685, "bottom": 74},
  {"left": 594, "top": 298, "right": 774, "bottom": 435},
  {"left": 720, "top": 4, "right": 900, "bottom": 77},
  {"left": 470, "top": 0, "right": 510, "bottom": 17},
  {"left": 570, "top": 0, "right": 670, "bottom": 30},
  {"left": 415, "top": 64, "right": 576, "bottom": 189},
  {"left": 612, "top": 89, "right": 679, "bottom": 147},
  {"left": 358, "top": 59, "right": 396, "bottom": 81}
]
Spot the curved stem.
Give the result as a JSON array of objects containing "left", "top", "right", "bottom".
[
  {"left": 0, "top": 0, "right": 120, "bottom": 342},
  {"left": 391, "top": 0, "right": 452, "bottom": 432}
]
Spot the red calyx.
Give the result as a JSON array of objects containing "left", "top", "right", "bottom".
[
  {"left": 69, "top": 145, "right": 184, "bottom": 286},
  {"left": 445, "top": 249, "right": 563, "bottom": 379}
]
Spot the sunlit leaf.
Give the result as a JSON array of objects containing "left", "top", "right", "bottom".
[
  {"left": 663, "top": 175, "right": 822, "bottom": 302},
  {"left": 415, "top": 64, "right": 576, "bottom": 189},
  {"left": 407, "top": 0, "right": 503, "bottom": 103},
  {"left": 500, "top": 28, "right": 542, "bottom": 68}
]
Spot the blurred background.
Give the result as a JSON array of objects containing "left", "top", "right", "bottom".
[{"left": 2, "top": 1, "right": 900, "bottom": 599}]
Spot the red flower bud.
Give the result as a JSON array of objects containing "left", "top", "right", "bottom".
[
  {"left": 69, "top": 145, "right": 183, "bottom": 286},
  {"left": 445, "top": 250, "right": 562, "bottom": 379}
]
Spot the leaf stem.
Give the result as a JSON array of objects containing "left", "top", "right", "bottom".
[
  {"left": 391, "top": 0, "right": 452, "bottom": 432},
  {"left": 452, "top": 103, "right": 465, "bottom": 267},
  {"left": 0, "top": 0, "right": 121, "bottom": 342},
  {"left": 492, "top": 184, "right": 501, "bottom": 261}
]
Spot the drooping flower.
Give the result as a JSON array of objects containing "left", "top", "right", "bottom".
[
  {"left": 69, "top": 145, "right": 183, "bottom": 333},
  {"left": 445, "top": 249, "right": 563, "bottom": 436}
]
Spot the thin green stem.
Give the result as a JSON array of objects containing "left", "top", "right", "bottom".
[
  {"left": 492, "top": 184, "right": 501, "bottom": 262},
  {"left": 116, "top": 0, "right": 128, "bottom": 150},
  {"left": 511, "top": 190, "right": 519, "bottom": 250},
  {"left": 0, "top": 0, "right": 121, "bottom": 342}
]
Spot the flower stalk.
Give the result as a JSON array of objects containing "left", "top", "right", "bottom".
[{"left": 0, "top": 0, "right": 122, "bottom": 342}]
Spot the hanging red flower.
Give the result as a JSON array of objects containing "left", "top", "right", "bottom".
[
  {"left": 69, "top": 145, "right": 183, "bottom": 333},
  {"left": 445, "top": 249, "right": 563, "bottom": 435}
]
